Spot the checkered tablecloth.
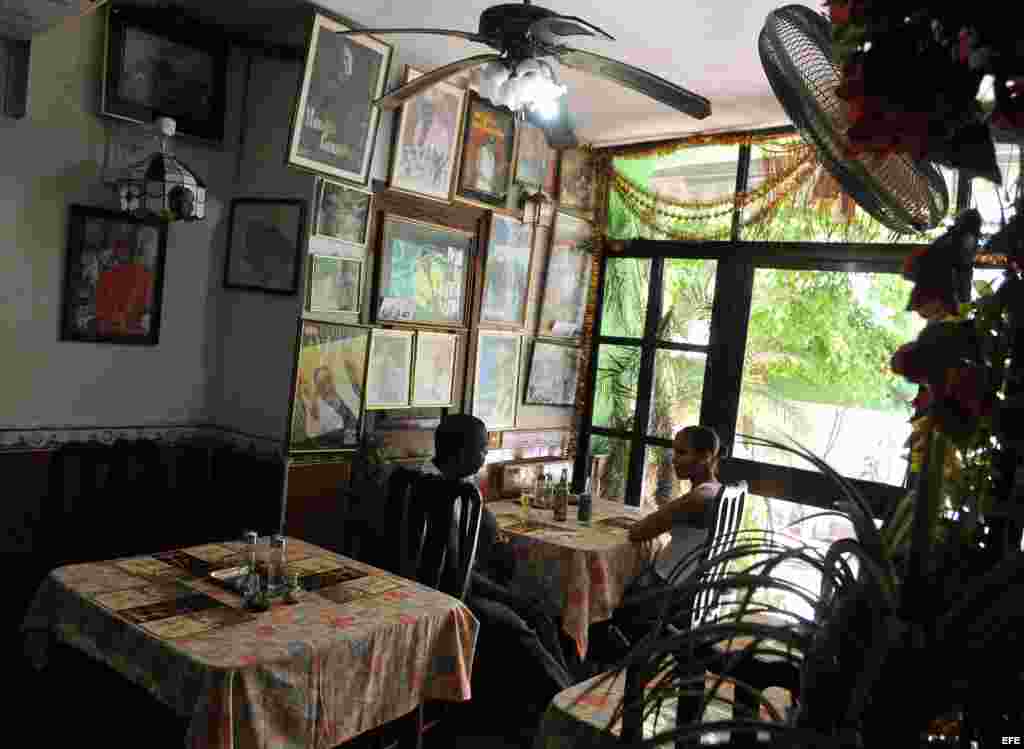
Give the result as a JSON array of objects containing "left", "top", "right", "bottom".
[
  {"left": 22, "top": 537, "right": 478, "bottom": 749},
  {"left": 488, "top": 499, "right": 664, "bottom": 658}
]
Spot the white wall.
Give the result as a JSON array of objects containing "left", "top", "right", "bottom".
[{"left": 0, "top": 12, "right": 241, "bottom": 433}]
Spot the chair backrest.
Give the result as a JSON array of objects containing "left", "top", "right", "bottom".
[
  {"left": 401, "top": 472, "right": 483, "bottom": 602},
  {"left": 691, "top": 480, "right": 747, "bottom": 628}
]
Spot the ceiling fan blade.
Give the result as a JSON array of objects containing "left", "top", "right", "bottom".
[
  {"left": 525, "top": 98, "right": 579, "bottom": 150},
  {"left": 529, "top": 15, "right": 615, "bottom": 43},
  {"left": 374, "top": 54, "right": 502, "bottom": 110},
  {"left": 333, "top": 27, "right": 498, "bottom": 48},
  {"left": 556, "top": 47, "right": 711, "bottom": 119}
]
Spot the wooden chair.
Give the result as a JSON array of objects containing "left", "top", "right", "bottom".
[
  {"left": 379, "top": 468, "right": 483, "bottom": 749},
  {"left": 617, "top": 480, "right": 805, "bottom": 746}
]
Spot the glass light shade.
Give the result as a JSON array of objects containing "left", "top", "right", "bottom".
[{"left": 479, "top": 61, "right": 509, "bottom": 102}]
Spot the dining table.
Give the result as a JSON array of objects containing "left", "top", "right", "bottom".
[
  {"left": 534, "top": 611, "right": 802, "bottom": 748},
  {"left": 21, "top": 536, "right": 479, "bottom": 749},
  {"left": 487, "top": 497, "right": 665, "bottom": 659}
]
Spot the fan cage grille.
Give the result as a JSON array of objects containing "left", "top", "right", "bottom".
[{"left": 759, "top": 5, "right": 948, "bottom": 233}]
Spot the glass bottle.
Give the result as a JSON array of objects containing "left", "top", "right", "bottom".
[
  {"left": 269, "top": 535, "right": 287, "bottom": 593},
  {"left": 577, "top": 475, "right": 593, "bottom": 526},
  {"left": 554, "top": 469, "right": 568, "bottom": 521},
  {"left": 241, "top": 531, "right": 264, "bottom": 608}
]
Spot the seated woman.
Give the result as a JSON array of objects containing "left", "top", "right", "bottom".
[{"left": 607, "top": 425, "right": 723, "bottom": 645}]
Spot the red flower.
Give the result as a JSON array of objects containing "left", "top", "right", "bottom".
[
  {"left": 829, "top": 2, "right": 850, "bottom": 26},
  {"left": 891, "top": 343, "right": 929, "bottom": 383}
]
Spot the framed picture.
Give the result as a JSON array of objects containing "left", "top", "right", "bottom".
[
  {"left": 558, "top": 148, "right": 597, "bottom": 216},
  {"left": 473, "top": 332, "right": 522, "bottom": 430},
  {"left": 539, "top": 212, "right": 593, "bottom": 337},
  {"left": 59, "top": 205, "right": 168, "bottom": 346},
  {"left": 309, "top": 255, "right": 362, "bottom": 314},
  {"left": 411, "top": 331, "right": 458, "bottom": 407},
  {"left": 515, "top": 121, "right": 558, "bottom": 196},
  {"left": 456, "top": 91, "right": 516, "bottom": 207},
  {"left": 289, "top": 320, "right": 370, "bottom": 453},
  {"left": 287, "top": 12, "right": 393, "bottom": 184},
  {"left": 223, "top": 198, "right": 306, "bottom": 294},
  {"left": 481, "top": 213, "right": 533, "bottom": 327},
  {"left": 376, "top": 215, "right": 473, "bottom": 326},
  {"left": 314, "top": 179, "right": 371, "bottom": 245},
  {"left": 390, "top": 66, "right": 466, "bottom": 201},
  {"left": 101, "top": 5, "right": 228, "bottom": 143},
  {"left": 525, "top": 341, "right": 580, "bottom": 406},
  {"left": 366, "top": 328, "right": 414, "bottom": 409}
]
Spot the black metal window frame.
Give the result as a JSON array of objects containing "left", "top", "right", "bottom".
[{"left": 573, "top": 135, "right": 976, "bottom": 516}]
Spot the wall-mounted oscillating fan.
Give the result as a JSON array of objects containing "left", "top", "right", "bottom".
[
  {"left": 759, "top": 5, "right": 949, "bottom": 233},
  {"left": 335, "top": 0, "right": 711, "bottom": 149}
]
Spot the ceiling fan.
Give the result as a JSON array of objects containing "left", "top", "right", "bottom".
[{"left": 333, "top": 0, "right": 711, "bottom": 149}]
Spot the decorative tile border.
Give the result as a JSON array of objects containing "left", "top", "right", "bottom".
[{"left": 0, "top": 423, "right": 285, "bottom": 458}]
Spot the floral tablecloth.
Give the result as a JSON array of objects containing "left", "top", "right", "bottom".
[
  {"left": 534, "top": 666, "right": 734, "bottom": 749},
  {"left": 22, "top": 537, "right": 479, "bottom": 749},
  {"left": 488, "top": 499, "right": 664, "bottom": 658}
]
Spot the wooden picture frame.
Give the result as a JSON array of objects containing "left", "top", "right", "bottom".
[
  {"left": 59, "top": 204, "right": 168, "bottom": 346},
  {"left": 514, "top": 120, "right": 558, "bottom": 196},
  {"left": 101, "top": 5, "right": 228, "bottom": 143},
  {"left": 375, "top": 215, "right": 473, "bottom": 327},
  {"left": 456, "top": 91, "right": 516, "bottom": 208},
  {"left": 288, "top": 320, "right": 370, "bottom": 453},
  {"left": 473, "top": 331, "right": 522, "bottom": 430},
  {"left": 411, "top": 330, "right": 458, "bottom": 407},
  {"left": 308, "top": 255, "right": 362, "bottom": 314},
  {"left": 524, "top": 340, "right": 579, "bottom": 406},
  {"left": 366, "top": 328, "right": 414, "bottom": 409},
  {"left": 287, "top": 12, "right": 393, "bottom": 184},
  {"left": 389, "top": 66, "right": 467, "bottom": 202},
  {"left": 314, "top": 179, "right": 372, "bottom": 246},
  {"left": 223, "top": 198, "right": 306, "bottom": 295},
  {"left": 558, "top": 147, "right": 597, "bottom": 216},
  {"left": 480, "top": 213, "right": 533, "bottom": 328},
  {"left": 538, "top": 211, "right": 593, "bottom": 337}
]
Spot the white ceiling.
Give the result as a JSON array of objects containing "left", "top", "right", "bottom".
[{"left": 309, "top": 0, "right": 811, "bottom": 147}]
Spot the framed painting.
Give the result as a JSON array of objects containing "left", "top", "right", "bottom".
[
  {"left": 411, "top": 331, "right": 457, "bottom": 407},
  {"left": 59, "top": 204, "right": 168, "bottom": 346},
  {"left": 514, "top": 121, "right": 558, "bottom": 195},
  {"left": 287, "top": 12, "right": 393, "bottom": 184},
  {"left": 223, "top": 198, "right": 306, "bottom": 294},
  {"left": 525, "top": 341, "right": 580, "bottom": 406},
  {"left": 538, "top": 212, "right": 593, "bottom": 337},
  {"left": 314, "top": 179, "right": 371, "bottom": 246},
  {"left": 101, "top": 5, "right": 228, "bottom": 143},
  {"left": 288, "top": 320, "right": 370, "bottom": 453},
  {"left": 309, "top": 255, "right": 362, "bottom": 314},
  {"left": 473, "top": 331, "right": 522, "bottom": 430},
  {"left": 558, "top": 147, "right": 597, "bottom": 216},
  {"left": 366, "top": 328, "right": 413, "bottom": 409},
  {"left": 375, "top": 215, "right": 473, "bottom": 326},
  {"left": 390, "top": 66, "right": 466, "bottom": 201},
  {"left": 456, "top": 91, "right": 515, "bottom": 208},
  {"left": 481, "top": 213, "right": 533, "bottom": 327}
]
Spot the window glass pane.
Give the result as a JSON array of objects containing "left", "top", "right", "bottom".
[
  {"left": 640, "top": 444, "right": 683, "bottom": 509},
  {"left": 742, "top": 138, "right": 954, "bottom": 243},
  {"left": 589, "top": 434, "right": 631, "bottom": 502},
  {"left": 972, "top": 143, "right": 1021, "bottom": 236},
  {"left": 720, "top": 494, "right": 859, "bottom": 621},
  {"left": 600, "top": 257, "right": 650, "bottom": 338},
  {"left": 735, "top": 269, "right": 925, "bottom": 486},
  {"left": 592, "top": 344, "right": 639, "bottom": 431},
  {"left": 660, "top": 258, "right": 717, "bottom": 344},
  {"left": 607, "top": 146, "right": 738, "bottom": 240},
  {"left": 648, "top": 349, "right": 706, "bottom": 439}
]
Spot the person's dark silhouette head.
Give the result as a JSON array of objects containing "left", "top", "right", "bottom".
[{"left": 434, "top": 414, "right": 488, "bottom": 481}]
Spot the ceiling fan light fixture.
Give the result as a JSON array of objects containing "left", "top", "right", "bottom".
[{"left": 478, "top": 61, "right": 510, "bottom": 101}]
